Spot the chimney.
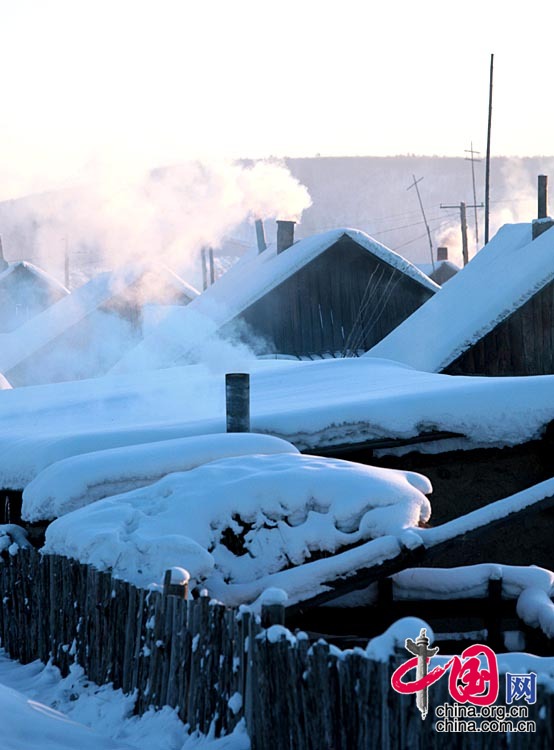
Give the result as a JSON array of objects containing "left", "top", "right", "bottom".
[
  {"left": 437, "top": 246, "right": 448, "bottom": 262},
  {"left": 276, "top": 220, "right": 295, "bottom": 254},
  {"left": 255, "top": 219, "right": 267, "bottom": 253},
  {"left": 0, "top": 236, "right": 7, "bottom": 272},
  {"left": 538, "top": 175, "right": 548, "bottom": 219},
  {"left": 532, "top": 175, "right": 554, "bottom": 240}
]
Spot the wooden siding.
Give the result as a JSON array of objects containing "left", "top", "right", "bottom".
[
  {"left": 223, "top": 235, "right": 434, "bottom": 357},
  {"left": 445, "top": 277, "right": 554, "bottom": 376}
]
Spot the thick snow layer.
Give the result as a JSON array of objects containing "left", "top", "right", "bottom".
[
  {"left": 43, "top": 453, "right": 431, "bottom": 595},
  {"left": 365, "top": 617, "right": 434, "bottom": 662},
  {"left": 0, "top": 651, "right": 250, "bottom": 750},
  {"left": 517, "top": 587, "right": 554, "bottom": 637},
  {"left": 367, "top": 222, "right": 551, "bottom": 371},
  {"left": 419, "top": 477, "right": 554, "bottom": 548},
  {"left": 23, "top": 433, "right": 299, "bottom": 522},
  {"left": 0, "top": 372, "right": 11, "bottom": 389},
  {"left": 1, "top": 357, "right": 553, "bottom": 489},
  {"left": 114, "top": 228, "right": 439, "bottom": 372},
  {"left": 393, "top": 564, "right": 554, "bottom": 600}
]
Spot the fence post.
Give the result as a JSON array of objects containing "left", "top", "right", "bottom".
[
  {"left": 163, "top": 567, "right": 190, "bottom": 599},
  {"left": 261, "top": 603, "right": 285, "bottom": 629}
]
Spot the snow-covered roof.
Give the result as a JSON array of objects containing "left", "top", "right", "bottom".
[
  {"left": 1, "top": 357, "right": 553, "bottom": 489},
  {"left": 0, "top": 260, "right": 69, "bottom": 295},
  {"left": 0, "top": 262, "right": 199, "bottom": 375},
  {"left": 366, "top": 222, "right": 552, "bottom": 371},
  {"left": 115, "top": 228, "right": 439, "bottom": 372},
  {"left": 23, "top": 432, "right": 299, "bottom": 521},
  {"left": 43, "top": 452, "right": 432, "bottom": 594}
]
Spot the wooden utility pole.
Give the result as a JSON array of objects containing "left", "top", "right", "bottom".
[
  {"left": 484, "top": 53, "right": 494, "bottom": 245},
  {"left": 440, "top": 201, "right": 484, "bottom": 266},
  {"left": 63, "top": 237, "right": 70, "bottom": 289},
  {"left": 201, "top": 248, "right": 208, "bottom": 290},
  {"left": 407, "top": 175, "right": 435, "bottom": 271},
  {"left": 208, "top": 247, "right": 215, "bottom": 285},
  {"left": 465, "top": 143, "right": 482, "bottom": 252}
]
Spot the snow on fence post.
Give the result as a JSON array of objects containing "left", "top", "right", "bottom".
[
  {"left": 163, "top": 567, "right": 190, "bottom": 599},
  {"left": 225, "top": 373, "right": 250, "bottom": 433}
]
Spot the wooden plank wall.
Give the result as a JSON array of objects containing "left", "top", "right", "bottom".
[
  {"left": 229, "top": 237, "right": 435, "bottom": 358},
  {"left": 445, "top": 279, "right": 554, "bottom": 376},
  {"left": 0, "top": 549, "right": 552, "bottom": 748}
]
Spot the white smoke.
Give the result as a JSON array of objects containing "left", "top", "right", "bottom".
[{"left": 1, "top": 159, "right": 312, "bottom": 290}]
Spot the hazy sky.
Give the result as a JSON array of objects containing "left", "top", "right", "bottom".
[{"left": 1, "top": 0, "right": 553, "bottom": 198}]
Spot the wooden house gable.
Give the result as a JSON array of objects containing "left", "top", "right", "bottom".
[{"left": 224, "top": 235, "right": 435, "bottom": 357}]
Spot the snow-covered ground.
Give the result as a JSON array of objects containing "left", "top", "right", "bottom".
[
  {"left": 0, "top": 651, "right": 249, "bottom": 750},
  {"left": 1, "top": 357, "right": 553, "bottom": 489}
]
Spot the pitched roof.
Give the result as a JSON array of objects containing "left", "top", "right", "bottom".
[
  {"left": 115, "top": 228, "right": 438, "bottom": 372},
  {"left": 0, "top": 260, "right": 69, "bottom": 295},
  {"left": 0, "top": 262, "right": 199, "bottom": 375},
  {"left": 366, "top": 222, "right": 549, "bottom": 372}
]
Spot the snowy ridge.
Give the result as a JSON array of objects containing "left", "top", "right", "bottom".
[
  {"left": 114, "top": 228, "right": 439, "bottom": 372},
  {"left": 367, "top": 222, "right": 553, "bottom": 371}
]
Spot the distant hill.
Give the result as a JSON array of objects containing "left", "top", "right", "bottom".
[{"left": 1, "top": 155, "right": 553, "bottom": 286}]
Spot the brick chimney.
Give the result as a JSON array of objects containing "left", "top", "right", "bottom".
[
  {"left": 0, "top": 236, "right": 7, "bottom": 272},
  {"left": 532, "top": 174, "right": 554, "bottom": 239},
  {"left": 255, "top": 219, "right": 267, "bottom": 253},
  {"left": 276, "top": 220, "right": 295, "bottom": 254},
  {"left": 437, "top": 247, "right": 448, "bottom": 262}
]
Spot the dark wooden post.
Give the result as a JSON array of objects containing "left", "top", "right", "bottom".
[
  {"left": 532, "top": 175, "right": 554, "bottom": 239},
  {"left": 163, "top": 567, "right": 189, "bottom": 599},
  {"left": 201, "top": 248, "right": 208, "bottom": 291},
  {"left": 225, "top": 373, "right": 250, "bottom": 433},
  {"left": 538, "top": 175, "right": 548, "bottom": 219},
  {"left": 255, "top": 219, "right": 267, "bottom": 253},
  {"left": 276, "top": 220, "right": 295, "bottom": 254},
  {"left": 485, "top": 576, "right": 503, "bottom": 652},
  {"left": 208, "top": 248, "right": 215, "bottom": 285},
  {"left": 261, "top": 602, "right": 285, "bottom": 628},
  {"left": 460, "top": 202, "right": 469, "bottom": 266}
]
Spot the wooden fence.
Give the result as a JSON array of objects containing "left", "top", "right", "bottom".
[{"left": 0, "top": 548, "right": 552, "bottom": 749}]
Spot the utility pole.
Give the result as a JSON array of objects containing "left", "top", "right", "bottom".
[
  {"left": 440, "top": 201, "right": 484, "bottom": 266},
  {"left": 485, "top": 53, "right": 494, "bottom": 244},
  {"left": 63, "top": 237, "right": 70, "bottom": 290},
  {"left": 465, "top": 143, "right": 482, "bottom": 252},
  {"left": 407, "top": 175, "right": 435, "bottom": 271}
]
